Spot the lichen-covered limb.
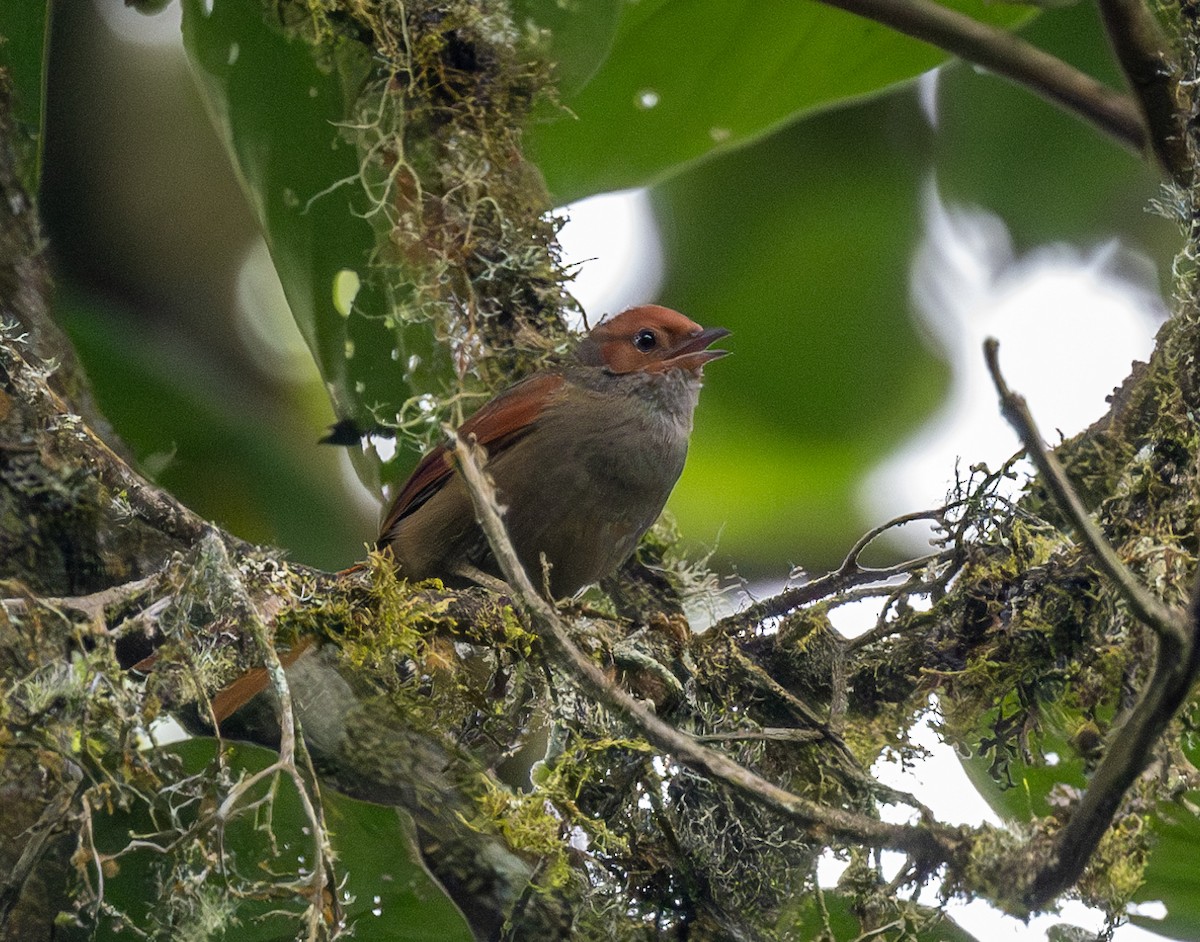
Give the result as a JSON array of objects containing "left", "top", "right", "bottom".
[
  {"left": 0, "top": 332, "right": 202, "bottom": 594},
  {"left": 982, "top": 340, "right": 1200, "bottom": 910},
  {"left": 0, "top": 524, "right": 573, "bottom": 938},
  {"left": 0, "top": 307, "right": 563, "bottom": 935},
  {"left": 449, "top": 431, "right": 969, "bottom": 867}
]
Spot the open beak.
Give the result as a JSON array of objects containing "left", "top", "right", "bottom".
[{"left": 662, "top": 326, "right": 731, "bottom": 371}]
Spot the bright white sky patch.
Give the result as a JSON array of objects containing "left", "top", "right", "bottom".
[
  {"left": 862, "top": 182, "right": 1165, "bottom": 549},
  {"left": 556, "top": 189, "right": 665, "bottom": 329}
]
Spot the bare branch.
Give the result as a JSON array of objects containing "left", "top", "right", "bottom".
[
  {"left": 1097, "top": 0, "right": 1188, "bottom": 182},
  {"left": 710, "top": 505, "right": 954, "bottom": 640},
  {"left": 815, "top": 0, "right": 1149, "bottom": 157},
  {"left": 206, "top": 536, "right": 341, "bottom": 940},
  {"left": 1, "top": 576, "right": 159, "bottom": 621}
]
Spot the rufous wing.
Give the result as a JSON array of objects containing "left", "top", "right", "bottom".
[
  {"left": 203, "top": 373, "right": 565, "bottom": 727},
  {"left": 378, "top": 371, "right": 565, "bottom": 541}
]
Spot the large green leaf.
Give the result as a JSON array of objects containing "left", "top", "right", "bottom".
[
  {"left": 181, "top": 0, "right": 445, "bottom": 496},
  {"left": 1119, "top": 717, "right": 1200, "bottom": 941},
  {"left": 512, "top": 0, "right": 622, "bottom": 96},
  {"left": 0, "top": 0, "right": 51, "bottom": 190},
  {"left": 529, "top": 0, "right": 1034, "bottom": 202},
  {"left": 88, "top": 739, "right": 473, "bottom": 942}
]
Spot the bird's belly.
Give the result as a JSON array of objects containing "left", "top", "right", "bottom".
[{"left": 489, "top": 430, "right": 685, "bottom": 595}]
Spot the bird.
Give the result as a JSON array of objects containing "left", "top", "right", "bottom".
[
  {"left": 201, "top": 305, "right": 727, "bottom": 726},
  {"left": 378, "top": 304, "right": 729, "bottom": 598}
]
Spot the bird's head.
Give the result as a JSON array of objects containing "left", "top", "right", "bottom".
[{"left": 578, "top": 305, "right": 730, "bottom": 375}]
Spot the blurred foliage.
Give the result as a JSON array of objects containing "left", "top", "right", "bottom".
[
  {"left": 0, "top": 0, "right": 49, "bottom": 190},
  {"left": 933, "top": 1, "right": 1173, "bottom": 256},
  {"left": 653, "top": 0, "right": 1175, "bottom": 571},
  {"left": 527, "top": 0, "right": 1032, "bottom": 202},
  {"left": 1133, "top": 789, "right": 1200, "bottom": 940},
  {"left": 653, "top": 93, "right": 947, "bottom": 569},
  {"left": 82, "top": 739, "right": 473, "bottom": 942}
]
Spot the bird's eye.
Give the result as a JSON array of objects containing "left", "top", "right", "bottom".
[{"left": 633, "top": 329, "right": 658, "bottom": 352}]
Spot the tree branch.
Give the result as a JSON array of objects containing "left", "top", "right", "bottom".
[
  {"left": 815, "top": 0, "right": 1149, "bottom": 158},
  {"left": 983, "top": 338, "right": 1200, "bottom": 909},
  {"left": 1025, "top": 567, "right": 1200, "bottom": 908},
  {"left": 984, "top": 338, "right": 1185, "bottom": 645},
  {"left": 448, "top": 430, "right": 966, "bottom": 866},
  {"left": 1097, "top": 0, "right": 1188, "bottom": 182}
]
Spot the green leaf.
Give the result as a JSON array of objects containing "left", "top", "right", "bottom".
[
  {"left": 786, "top": 890, "right": 983, "bottom": 941},
  {"left": 512, "top": 0, "right": 622, "bottom": 96},
  {"left": 529, "top": 0, "right": 1034, "bottom": 202},
  {"left": 89, "top": 739, "right": 473, "bottom": 942},
  {"left": 180, "top": 0, "right": 447, "bottom": 494},
  {"left": 956, "top": 726, "right": 1087, "bottom": 823},
  {"left": 0, "top": 0, "right": 51, "bottom": 190},
  {"left": 1131, "top": 794, "right": 1200, "bottom": 941}
]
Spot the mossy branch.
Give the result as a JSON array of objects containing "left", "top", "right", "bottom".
[
  {"left": 448, "top": 429, "right": 966, "bottom": 867},
  {"left": 984, "top": 338, "right": 1200, "bottom": 909},
  {"left": 984, "top": 338, "right": 1184, "bottom": 645}
]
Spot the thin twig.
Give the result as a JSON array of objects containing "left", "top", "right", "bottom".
[
  {"left": 983, "top": 338, "right": 1185, "bottom": 645},
  {"left": 713, "top": 535, "right": 951, "bottom": 642},
  {"left": 695, "top": 728, "right": 824, "bottom": 744},
  {"left": 814, "top": 0, "right": 1149, "bottom": 156},
  {"left": 448, "top": 430, "right": 962, "bottom": 864},
  {"left": 846, "top": 607, "right": 938, "bottom": 654},
  {"left": 258, "top": 626, "right": 338, "bottom": 940},
  {"left": 244, "top": 615, "right": 336, "bottom": 934},
  {"left": 195, "top": 538, "right": 339, "bottom": 940},
  {"left": 1097, "top": 0, "right": 1188, "bottom": 182}
]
